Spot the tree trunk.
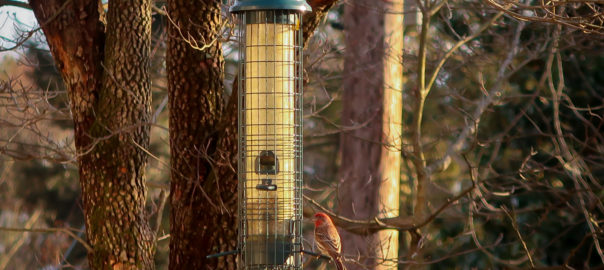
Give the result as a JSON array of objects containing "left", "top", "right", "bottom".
[
  {"left": 166, "top": 0, "right": 237, "bottom": 269},
  {"left": 30, "top": 0, "right": 155, "bottom": 269},
  {"left": 339, "top": 0, "right": 403, "bottom": 268}
]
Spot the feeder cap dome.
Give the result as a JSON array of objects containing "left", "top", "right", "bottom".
[{"left": 230, "top": 0, "right": 311, "bottom": 13}]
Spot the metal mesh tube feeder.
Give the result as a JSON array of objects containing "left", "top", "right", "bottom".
[{"left": 230, "top": 0, "right": 310, "bottom": 269}]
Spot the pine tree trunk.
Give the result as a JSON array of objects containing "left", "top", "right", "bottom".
[
  {"left": 30, "top": 0, "right": 155, "bottom": 269},
  {"left": 339, "top": 0, "right": 403, "bottom": 268}
]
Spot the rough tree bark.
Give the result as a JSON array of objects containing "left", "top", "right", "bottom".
[
  {"left": 338, "top": 0, "right": 404, "bottom": 269},
  {"left": 166, "top": 0, "right": 339, "bottom": 268},
  {"left": 30, "top": 0, "right": 154, "bottom": 269},
  {"left": 166, "top": 0, "right": 235, "bottom": 269}
]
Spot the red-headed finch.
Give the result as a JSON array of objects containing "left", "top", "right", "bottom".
[{"left": 314, "top": 212, "right": 345, "bottom": 270}]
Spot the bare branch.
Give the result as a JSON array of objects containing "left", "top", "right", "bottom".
[{"left": 303, "top": 178, "right": 475, "bottom": 235}]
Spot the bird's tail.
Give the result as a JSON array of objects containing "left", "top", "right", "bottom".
[{"left": 334, "top": 255, "right": 346, "bottom": 270}]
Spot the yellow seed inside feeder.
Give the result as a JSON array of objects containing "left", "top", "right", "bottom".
[{"left": 245, "top": 22, "right": 296, "bottom": 237}]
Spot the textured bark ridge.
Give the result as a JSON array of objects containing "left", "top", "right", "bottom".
[
  {"left": 167, "top": 0, "right": 237, "bottom": 269},
  {"left": 303, "top": 0, "right": 339, "bottom": 46},
  {"left": 84, "top": 0, "right": 155, "bottom": 268},
  {"left": 30, "top": 0, "right": 155, "bottom": 269},
  {"left": 29, "top": 0, "right": 105, "bottom": 150}
]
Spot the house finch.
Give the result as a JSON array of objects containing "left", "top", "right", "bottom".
[{"left": 314, "top": 212, "right": 345, "bottom": 270}]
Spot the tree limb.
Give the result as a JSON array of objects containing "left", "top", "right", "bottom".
[{"left": 303, "top": 178, "right": 475, "bottom": 235}]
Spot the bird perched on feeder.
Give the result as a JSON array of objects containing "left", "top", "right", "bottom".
[{"left": 314, "top": 212, "right": 346, "bottom": 270}]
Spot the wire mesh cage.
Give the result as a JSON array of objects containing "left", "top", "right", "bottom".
[{"left": 233, "top": 5, "right": 306, "bottom": 269}]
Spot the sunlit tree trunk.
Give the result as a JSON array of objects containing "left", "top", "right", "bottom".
[
  {"left": 30, "top": 0, "right": 155, "bottom": 269},
  {"left": 339, "top": 0, "right": 403, "bottom": 268}
]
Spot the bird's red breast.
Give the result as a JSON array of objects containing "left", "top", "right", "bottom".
[{"left": 313, "top": 212, "right": 345, "bottom": 269}]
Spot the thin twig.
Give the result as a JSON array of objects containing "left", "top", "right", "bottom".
[
  {"left": 0, "top": 226, "right": 93, "bottom": 253},
  {"left": 502, "top": 206, "right": 535, "bottom": 267}
]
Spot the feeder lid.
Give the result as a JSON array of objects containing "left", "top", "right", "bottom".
[{"left": 230, "top": 0, "right": 311, "bottom": 13}]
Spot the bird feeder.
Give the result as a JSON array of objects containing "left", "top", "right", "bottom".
[{"left": 231, "top": 0, "right": 310, "bottom": 269}]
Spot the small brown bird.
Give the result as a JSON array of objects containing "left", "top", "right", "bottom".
[{"left": 314, "top": 212, "right": 346, "bottom": 270}]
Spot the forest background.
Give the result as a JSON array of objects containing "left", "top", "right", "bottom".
[{"left": 0, "top": 0, "right": 603, "bottom": 269}]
